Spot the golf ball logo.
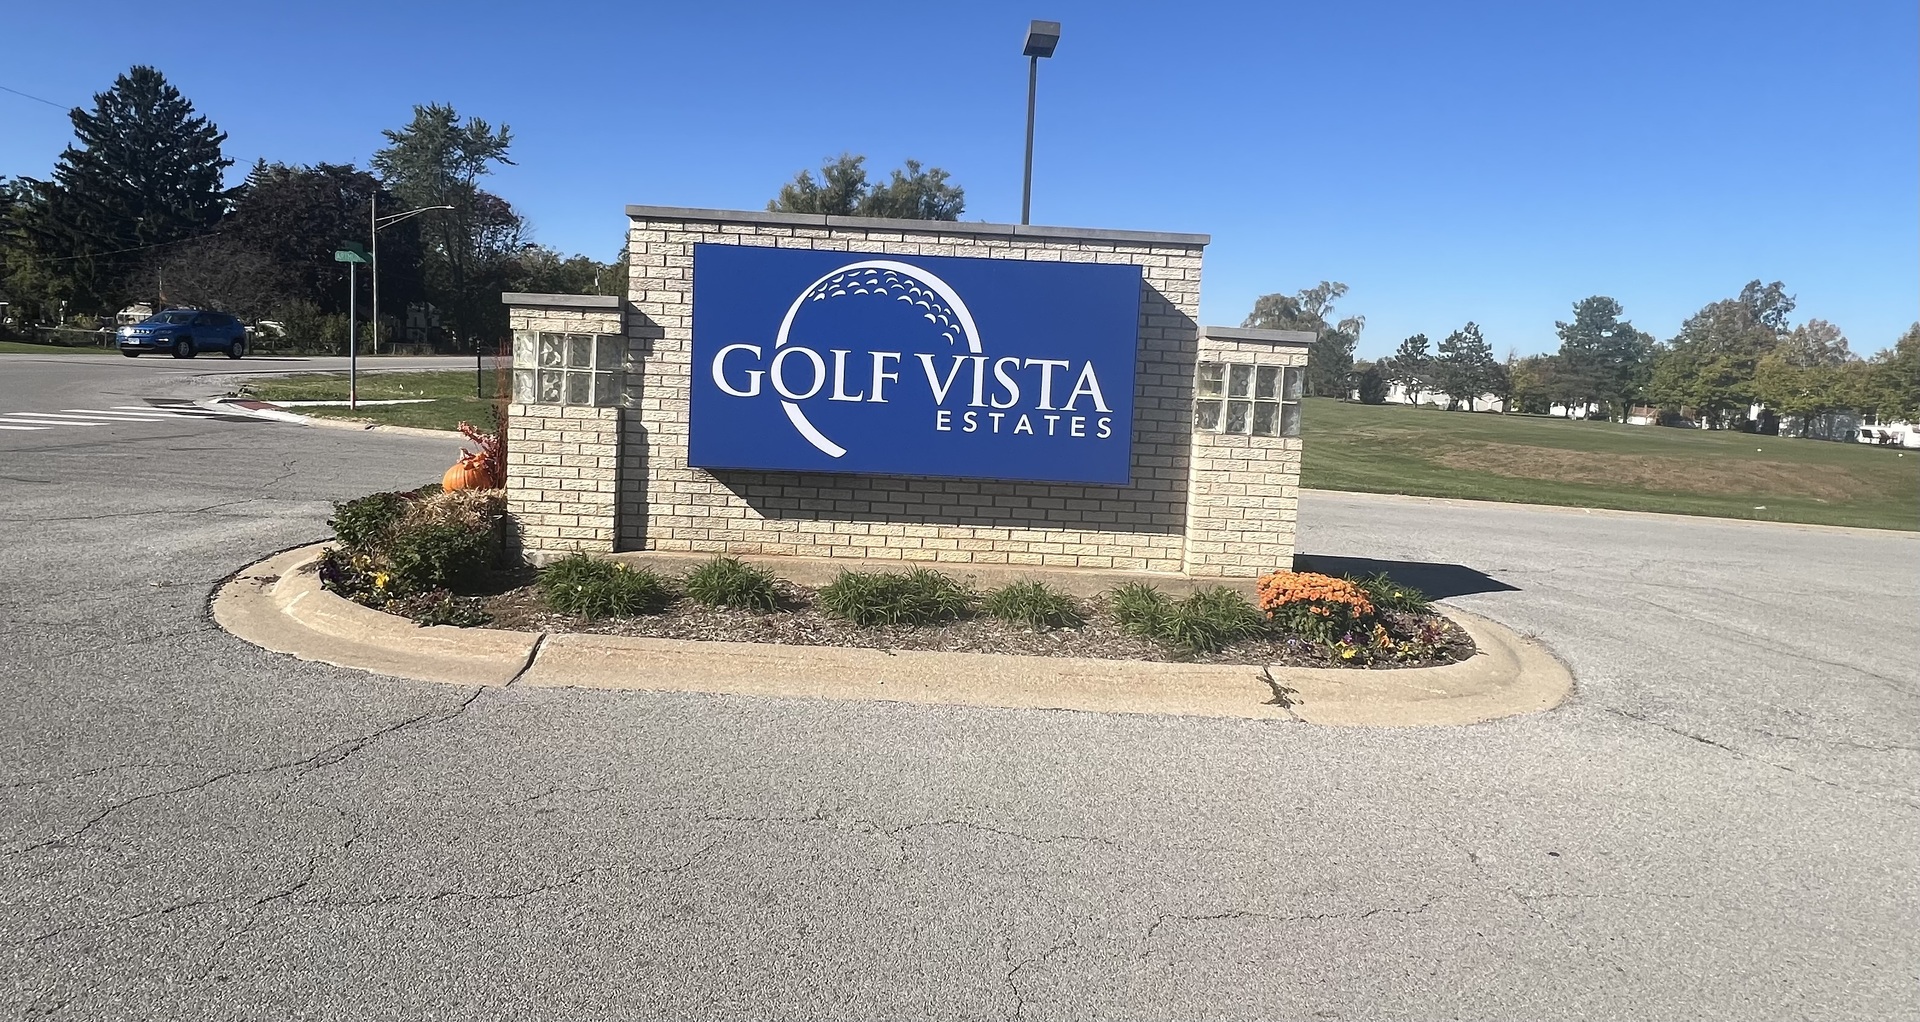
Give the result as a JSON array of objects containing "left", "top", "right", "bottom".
[{"left": 706, "top": 256, "right": 1117, "bottom": 460}]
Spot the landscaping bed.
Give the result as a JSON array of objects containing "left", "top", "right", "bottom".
[{"left": 317, "top": 485, "right": 1475, "bottom": 670}]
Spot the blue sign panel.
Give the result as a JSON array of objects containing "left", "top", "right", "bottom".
[{"left": 689, "top": 244, "right": 1141, "bottom": 485}]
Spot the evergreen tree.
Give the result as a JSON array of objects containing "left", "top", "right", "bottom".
[
  {"left": 15, "top": 66, "right": 231, "bottom": 312},
  {"left": 1357, "top": 362, "right": 1390, "bottom": 404},
  {"left": 1434, "top": 323, "right": 1496, "bottom": 410},
  {"left": 1553, "top": 296, "right": 1654, "bottom": 420},
  {"left": 1385, "top": 334, "right": 1432, "bottom": 402},
  {"left": 769, "top": 154, "right": 965, "bottom": 220}
]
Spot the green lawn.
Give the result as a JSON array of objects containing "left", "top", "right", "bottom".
[
  {"left": 238, "top": 375, "right": 1916, "bottom": 531},
  {"left": 1300, "top": 398, "right": 1918, "bottom": 531},
  {"left": 239, "top": 370, "right": 505, "bottom": 432},
  {"left": 0, "top": 340, "right": 114, "bottom": 355}
]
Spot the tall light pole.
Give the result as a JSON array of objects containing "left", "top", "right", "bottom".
[
  {"left": 1021, "top": 19, "right": 1060, "bottom": 226},
  {"left": 370, "top": 200, "right": 453, "bottom": 355}
]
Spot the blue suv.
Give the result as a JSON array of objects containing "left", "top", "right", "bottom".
[{"left": 118, "top": 309, "right": 247, "bottom": 359}]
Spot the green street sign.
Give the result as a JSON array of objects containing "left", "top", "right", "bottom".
[{"left": 334, "top": 242, "right": 369, "bottom": 264}]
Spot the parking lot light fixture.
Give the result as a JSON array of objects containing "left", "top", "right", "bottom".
[
  {"left": 369, "top": 201, "right": 454, "bottom": 355},
  {"left": 1021, "top": 19, "right": 1061, "bottom": 226}
]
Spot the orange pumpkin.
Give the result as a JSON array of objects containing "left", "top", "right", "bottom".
[{"left": 442, "top": 453, "right": 496, "bottom": 491}]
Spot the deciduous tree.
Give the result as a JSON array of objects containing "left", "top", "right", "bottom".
[
  {"left": 1648, "top": 280, "right": 1794, "bottom": 426},
  {"left": 1243, "top": 281, "right": 1356, "bottom": 397},
  {"left": 373, "top": 104, "right": 515, "bottom": 347}
]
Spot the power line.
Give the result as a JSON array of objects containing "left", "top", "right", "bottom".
[
  {"left": 0, "top": 84, "right": 68, "bottom": 110},
  {"left": 34, "top": 231, "right": 227, "bottom": 263}
]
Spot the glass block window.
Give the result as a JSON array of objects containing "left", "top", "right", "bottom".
[
  {"left": 1195, "top": 361, "right": 1300, "bottom": 437},
  {"left": 512, "top": 331, "right": 624, "bottom": 407}
]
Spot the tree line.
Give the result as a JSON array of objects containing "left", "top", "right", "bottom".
[
  {"left": 0, "top": 66, "right": 622, "bottom": 351},
  {"left": 1245, "top": 280, "right": 1919, "bottom": 430}
]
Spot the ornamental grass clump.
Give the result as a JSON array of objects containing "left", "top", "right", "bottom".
[
  {"left": 817, "top": 567, "right": 975, "bottom": 627},
  {"left": 1256, "top": 571, "right": 1376, "bottom": 643},
  {"left": 537, "top": 554, "right": 673, "bottom": 618},
  {"left": 1108, "top": 582, "right": 1171, "bottom": 639},
  {"left": 1159, "top": 586, "right": 1265, "bottom": 656},
  {"left": 683, "top": 555, "right": 780, "bottom": 612},
  {"left": 982, "top": 580, "right": 1084, "bottom": 630}
]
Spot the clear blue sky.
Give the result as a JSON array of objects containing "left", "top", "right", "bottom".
[{"left": 4, "top": 0, "right": 1915, "bottom": 358}]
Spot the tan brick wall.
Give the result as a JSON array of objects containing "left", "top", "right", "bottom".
[
  {"left": 619, "top": 213, "right": 1205, "bottom": 572},
  {"left": 1183, "top": 331, "right": 1312, "bottom": 577},
  {"left": 503, "top": 303, "right": 624, "bottom": 553}
]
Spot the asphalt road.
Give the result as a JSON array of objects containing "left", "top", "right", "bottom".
[{"left": 3, "top": 352, "right": 1916, "bottom": 1021}]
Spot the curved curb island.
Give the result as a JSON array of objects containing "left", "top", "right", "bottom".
[{"left": 213, "top": 545, "right": 1574, "bottom": 727}]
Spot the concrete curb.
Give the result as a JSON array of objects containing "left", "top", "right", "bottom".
[
  {"left": 213, "top": 545, "right": 1573, "bottom": 727},
  {"left": 213, "top": 401, "right": 461, "bottom": 439},
  {"left": 1305, "top": 488, "right": 1918, "bottom": 538}
]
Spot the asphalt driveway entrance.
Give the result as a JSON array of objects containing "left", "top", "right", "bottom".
[{"left": 2, "top": 358, "right": 1914, "bottom": 1020}]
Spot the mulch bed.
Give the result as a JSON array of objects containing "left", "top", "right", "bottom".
[{"left": 459, "top": 574, "right": 1475, "bottom": 669}]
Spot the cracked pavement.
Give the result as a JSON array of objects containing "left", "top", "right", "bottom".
[{"left": 2, "top": 356, "right": 1917, "bottom": 1020}]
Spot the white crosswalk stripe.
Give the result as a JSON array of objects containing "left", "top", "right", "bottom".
[
  {"left": 113, "top": 405, "right": 229, "bottom": 416},
  {"left": 63, "top": 409, "right": 177, "bottom": 420},
  {"left": 0, "top": 403, "right": 266, "bottom": 435},
  {"left": 13, "top": 413, "right": 126, "bottom": 423}
]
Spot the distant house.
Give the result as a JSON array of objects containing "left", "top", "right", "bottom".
[
  {"left": 1852, "top": 413, "right": 1918, "bottom": 448},
  {"left": 1358, "top": 381, "right": 1505, "bottom": 411},
  {"left": 1549, "top": 400, "right": 1603, "bottom": 420}
]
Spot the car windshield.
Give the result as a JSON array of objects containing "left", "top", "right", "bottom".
[{"left": 141, "top": 313, "right": 196, "bottom": 326}]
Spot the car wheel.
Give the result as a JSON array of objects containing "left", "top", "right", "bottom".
[
  {"left": 172, "top": 338, "right": 197, "bottom": 359},
  {"left": 227, "top": 339, "right": 246, "bottom": 360},
  {"left": 122, "top": 351, "right": 139, "bottom": 358}
]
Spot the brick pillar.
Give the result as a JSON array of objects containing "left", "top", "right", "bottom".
[
  {"left": 501, "top": 293, "right": 627, "bottom": 557},
  {"left": 1182, "top": 326, "right": 1314, "bottom": 577}
]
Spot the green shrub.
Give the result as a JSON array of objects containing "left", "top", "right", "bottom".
[
  {"left": 386, "top": 522, "right": 500, "bottom": 596},
  {"left": 1349, "top": 572, "right": 1431, "bottom": 614},
  {"left": 537, "top": 554, "right": 673, "bottom": 617},
  {"left": 329, "top": 491, "right": 408, "bottom": 553},
  {"left": 817, "top": 567, "right": 975, "bottom": 627},
  {"left": 982, "top": 580, "right": 1083, "bottom": 630},
  {"left": 683, "top": 555, "right": 779, "bottom": 611},
  {"left": 1108, "top": 582, "right": 1171, "bottom": 639},
  {"left": 1158, "top": 586, "right": 1265, "bottom": 656}
]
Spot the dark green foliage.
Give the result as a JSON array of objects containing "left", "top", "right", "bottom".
[
  {"left": 328, "top": 492, "right": 408, "bottom": 553},
  {"left": 982, "top": 581, "right": 1084, "bottom": 630},
  {"left": 12, "top": 66, "right": 232, "bottom": 312},
  {"left": 1109, "top": 583, "right": 1263, "bottom": 656},
  {"left": 682, "top": 555, "right": 779, "bottom": 612},
  {"left": 1357, "top": 363, "right": 1390, "bottom": 405},
  {"left": 1108, "top": 582, "right": 1171, "bottom": 639},
  {"left": 1158, "top": 587, "right": 1265, "bottom": 656},
  {"left": 1435, "top": 322, "right": 1500, "bottom": 409},
  {"left": 817, "top": 567, "right": 975, "bottom": 627},
  {"left": 1349, "top": 573, "right": 1432, "bottom": 614},
  {"left": 228, "top": 161, "right": 423, "bottom": 320},
  {"left": 537, "top": 554, "right": 673, "bottom": 618},
  {"left": 372, "top": 103, "right": 517, "bottom": 347},
  {"left": 386, "top": 522, "right": 499, "bottom": 596},
  {"left": 768, "top": 153, "right": 964, "bottom": 220}
]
